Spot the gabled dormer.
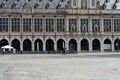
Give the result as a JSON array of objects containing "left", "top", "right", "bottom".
[
  {"left": 11, "top": 0, "right": 19, "bottom": 8},
  {"left": 0, "top": 1, "right": 6, "bottom": 8},
  {"left": 45, "top": 0, "right": 52, "bottom": 9},
  {"left": 34, "top": 1, "right": 40, "bottom": 8}
]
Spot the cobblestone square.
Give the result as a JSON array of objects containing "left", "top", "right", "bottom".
[{"left": 0, "top": 52, "right": 120, "bottom": 80}]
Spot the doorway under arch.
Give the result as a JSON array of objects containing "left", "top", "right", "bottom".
[
  {"left": 114, "top": 39, "right": 120, "bottom": 51},
  {"left": 81, "top": 39, "right": 89, "bottom": 51},
  {"left": 57, "top": 39, "right": 65, "bottom": 52},
  {"left": 11, "top": 39, "right": 20, "bottom": 51},
  {"left": 34, "top": 39, "right": 43, "bottom": 52},
  {"left": 92, "top": 39, "right": 100, "bottom": 51},
  {"left": 23, "top": 39, "right": 32, "bottom": 51},
  {"left": 46, "top": 39, "right": 54, "bottom": 52},
  {"left": 0, "top": 39, "right": 8, "bottom": 48},
  {"left": 69, "top": 39, "right": 77, "bottom": 52},
  {"left": 104, "top": 39, "right": 112, "bottom": 51}
]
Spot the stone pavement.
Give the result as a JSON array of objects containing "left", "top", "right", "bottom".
[{"left": 0, "top": 52, "right": 120, "bottom": 80}]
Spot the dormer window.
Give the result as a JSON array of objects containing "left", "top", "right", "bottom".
[
  {"left": 0, "top": 1, "right": 6, "bottom": 8},
  {"left": 34, "top": 1, "right": 40, "bottom": 8},
  {"left": 12, "top": 3, "right": 17, "bottom": 8},
  {"left": 28, "top": 0, "right": 31, "bottom": 2},
  {"left": 56, "top": 2, "right": 62, "bottom": 9},
  {"left": 45, "top": 1, "right": 51, "bottom": 9},
  {"left": 115, "top": 0, "right": 119, "bottom": 3},
  {"left": 49, "top": 0, "right": 53, "bottom": 2},
  {"left": 96, "top": 1, "right": 100, "bottom": 8},
  {"left": 105, "top": 0, "right": 109, "bottom": 3},
  {"left": 39, "top": 0, "right": 42, "bottom": 2},
  {"left": 11, "top": 1, "right": 18, "bottom": 8},
  {"left": 112, "top": 3, "right": 117, "bottom": 9},
  {"left": 61, "top": 0, "right": 65, "bottom": 2},
  {"left": 102, "top": 3, "right": 106, "bottom": 9}
]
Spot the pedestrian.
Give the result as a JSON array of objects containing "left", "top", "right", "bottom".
[{"left": 63, "top": 47, "right": 67, "bottom": 55}]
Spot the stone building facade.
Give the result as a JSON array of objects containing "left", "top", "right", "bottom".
[{"left": 0, "top": 0, "right": 120, "bottom": 53}]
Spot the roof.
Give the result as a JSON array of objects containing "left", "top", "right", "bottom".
[{"left": 0, "top": 0, "right": 68, "bottom": 9}]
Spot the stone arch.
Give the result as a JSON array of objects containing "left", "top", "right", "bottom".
[
  {"left": 11, "top": 39, "right": 20, "bottom": 51},
  {"left": 69, "top": 39, "right": 77, "bottom": 52},
  {"left": 45, "top": 37, "right": 56, "bottom": 43},
  {"left": 22, "top": 37, "right": 32, "bottom": 42},
  {"left": 114, "top": 38, "right": 120, "bottom": 51},
  {"left": 23, "top": 39, "right": 32, "bottom": 51},
  {"left": 0, "top": 39, "right": 9, "bottom": 48},
  {"left": 92, "top": 39, "right": 101, "bottom": 51},
  {"left": 104, "top": 39, "right": 112, "bottom": 51},
  {"left": 46, "top": 39, "right": 54, "bottom": 52},
  {"left": 34, "top": 39, "right": 43, "bottom": 52},
  {"left": 81, "top": 39, "right": 89, "bottom": 51},
  {"left": 57, "top": 39, "right": 65, "bottom": 52}
]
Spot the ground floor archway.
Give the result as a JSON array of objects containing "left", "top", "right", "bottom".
[
  {"left": 104, "top": 39, "right": 112, "bottom": 51},
  {"left": 57, "top": 39, "right": 65, "bottom": 52},
  {"left": 34, "top": 39, "right": 43, "bottom": 52},
  {"left": 46, "top": 39, "right": 54, "bottom": 52},
  {"left": 69, "top": 39, "right": 77, "bottom": 52},
  {"left": 114, "top": 39, "right": 120, "bottom": 51},
  {"left": 23, "top": 39, "right": 32, "bottom": 51},
  {"left": 81, "top": 39, "right": 89, "bottom": 51},
  {"left": 92, "top": 39, "right": 100, "bottom": 51},
  {"left": 0, "top": 39, "right": 8, "bottom": 48},
  {"left": 11, "top": 39, "right": 20, "bottom": 51}
]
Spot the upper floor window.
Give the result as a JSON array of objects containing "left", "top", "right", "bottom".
[
  {"left": 114, "top": 19, "right": 120, "bottom": 32},
  {"left": 73, "top": 0, "right": 77, "bottom": 6},
  {"left": 92, "top": 19, "right": 100, "bottom": 32},
  {"left": 81, "top": 0, "right": 87, "bottom": 9},
  {"left": 34, "top": 18, "right": 42, "bottom": 32},
  {"left": 23, "top": 18, "right": 31, "bottom": 32},
  {"left": 69, "top": 19, "right": 77, "bottom": 32},
  {"left": 57, "top": 18, "right": 65, "bottom": 32},
  {"left": 81, "top": 19, "right": 88, "bottom": 32},
  {"left": 46, "top": 18, "right": 54, "bottom": 32},
  {"left": 0, "top": 18, "right": 8, "bottom": 32},
  {"left": 12, "top": 18, "right": 20, "bottom": 32},
  {"left": 91, "top": 0, "right": 95, "bottom": 6},
  {"left": 104, "top": 19, "right": 111, "bottom": 32}
]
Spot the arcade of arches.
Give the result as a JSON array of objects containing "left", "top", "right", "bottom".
[{"left": 0, "top": 38, "right": 120, "bottom": 53}]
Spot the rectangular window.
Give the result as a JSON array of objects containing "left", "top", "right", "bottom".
[
  {"left": 12, "top": 18, "right": 20, "bottom": 32},
  {"left": 92, "top": 19, "right": 100, "bottom": 32},
  {"left": 34, "top": 18, "right": 42, "bottom": 32},
  {"left": 81, "top": 19, "right": 88, "bottom": 32},
  {"left": 0, "top": 18, "right": 8, "bottom": 32},
  {"left": 46, "top": 19, "right": 54, "bottom": 32},
  {"left": 114, "top": 19, "right": 120, "bottom": 32},
  {"left": 91, "top": 0, "right": 95, "bottom": 6},
  {"left": 57, "top": 18, "right": 65, "bottom": 32},
  {"left": 23, "top": 18, "right": 31, "bottom": 32},
  {"left": 69, "top": 19, "right": 77, "bottom": 32},
  {"left": 104, "top": 19, "right": 111, "bottom": 32},
  {"left": 73, "top": 0, "right": 77, "bottom": 6}
]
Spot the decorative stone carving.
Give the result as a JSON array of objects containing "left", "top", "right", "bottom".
[
  {"left": 71, "top": 24, "right": 76, "bottom": 32},
  {"left": 94, "top": 24, "right": 98, "bottom": 32},
  {"left": 82, "top": 24, "right": 87, "bottom": 32}
]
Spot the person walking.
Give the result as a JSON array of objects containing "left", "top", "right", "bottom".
[{"left": 63, "top": 47, "right": 67, "bottom": 55}]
